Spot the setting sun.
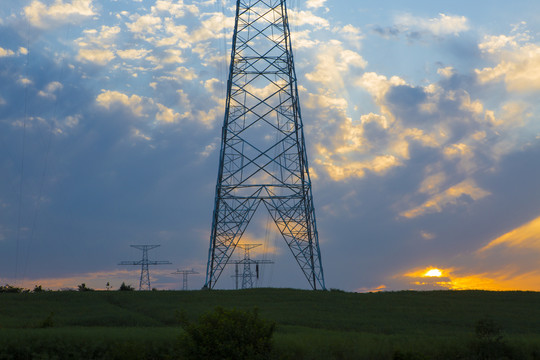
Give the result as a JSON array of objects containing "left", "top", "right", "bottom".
[{"left": 423, "top": 268, "right": 443, "bottom": 277}]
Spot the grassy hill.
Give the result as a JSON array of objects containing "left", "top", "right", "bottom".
[{"left": 1, "top": 288, "right": 540, "bottom": 359}]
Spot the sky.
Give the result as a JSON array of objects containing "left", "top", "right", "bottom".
[{"left": 1, "top": 0, "right": 540, "bottom": 292}]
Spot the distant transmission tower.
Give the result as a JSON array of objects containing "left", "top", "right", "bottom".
[
  {"left": 119, "top": 245, "right": 171, "bottom": 290},
  {"left": 230, "top": 244, "right": 273, "bottom": 289},
  {"left": 205, "top": 0, "right": 325, "bottom": 290},
  {"left": 172, "top": 269, "right": 199, "bottom": 291}
]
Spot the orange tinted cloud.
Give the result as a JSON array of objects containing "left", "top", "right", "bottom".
[{"left": 479, "top": 215, "right": 540, "bottom": 252}]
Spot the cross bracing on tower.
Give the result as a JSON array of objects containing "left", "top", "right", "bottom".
[
  {"left": 205, "top": 0, "right": 325, "bottom": 290},
  {"left": 119, "top": 245, "right": 171, "bottom": 291}
]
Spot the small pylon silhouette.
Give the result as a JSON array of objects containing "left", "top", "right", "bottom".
[
  {"left": 119, "top": 245, "right": 171, "bottom": 290},
  {"left": 171, "top": 269, "right": 199, "bottom": 291},
  {"left": 230, "top": 244, "right": 273, "bottom": 289}
]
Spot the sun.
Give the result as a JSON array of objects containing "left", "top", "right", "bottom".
[{"left": 423, "top": 268, "right": 443, "bottom": 277}]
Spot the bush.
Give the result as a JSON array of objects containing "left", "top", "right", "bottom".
[
  {"left": 39, "top": 312, "right": 55, "bottom": 328},
  {"left": 119, "top": 282, "right": 135, "bottom": 291},
  {"left": 470, "top": 317, "right": 522, "bottom": 360},
  {"left": 0, "top": 284, "right": 25, "bottom": 293},
  {"left": 77, "top": 283, "right": 94, "bottom": 292},
  {"left": 179, "top": 307, "right": 275, "bottom": 360}
]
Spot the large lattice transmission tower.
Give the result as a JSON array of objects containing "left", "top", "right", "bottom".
[
  {"left": 119, "top": 245, "right": 171, "bottom": 290},
  {"left": 205, "top": 0, "right": 325, "bottom": 290}
]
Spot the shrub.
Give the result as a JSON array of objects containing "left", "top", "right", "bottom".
[
  {"left": 39, "top": 312, "right": 55, "bottom": 328},
  {"left": 470, "top": 317, "right": 522, "bottom": 360},
  {"left": 77, "top": 283, "right": 94, "bottom": 292},
  {"left": 0, "top": 284, "right": 24, "bottom": 293},
  {"left": 179, "top": 307, "right": 275, "bottom": 360},
  {"left": 119, "top": 282, "right": 135, "bottom": 291}
]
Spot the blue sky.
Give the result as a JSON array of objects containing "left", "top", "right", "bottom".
[{"left": 1, "top": 0, "right": 540, "bottom": 291}]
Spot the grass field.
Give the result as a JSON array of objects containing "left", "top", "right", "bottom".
[{"left": 1, "top": 288, "right": 540, "bottom": 359}]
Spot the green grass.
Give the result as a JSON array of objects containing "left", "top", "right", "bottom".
[{"left": 1, "top": 289, "right": 540, "bottom": 359}]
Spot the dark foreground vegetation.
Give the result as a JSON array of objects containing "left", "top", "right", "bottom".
[{"left": 1, "top": 288, "right": 540, "bottom": 359}]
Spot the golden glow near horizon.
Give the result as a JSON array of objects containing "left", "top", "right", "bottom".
[{"left": 423, "top": 268, "right": 443, "bottom": 277}]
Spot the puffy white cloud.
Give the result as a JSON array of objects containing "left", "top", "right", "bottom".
[
  {"left": 356, "top": 72, "right": 406, "bottom": 104},
  {"left": 17, "top": 76, "right": 33, "bottom": 86},
  {"left": 437, "top": 66, "right": 454, "bottom": 78},
  {"left": 475, "top": 23, "right": 540, "bottom": 92},
  {"left": 96, "top": 90, "right": 146, "bottom": 117},
  {"left": 75, "top": 26, "right": 122, "bottom": 65},
  {"left": 151, "top": 0, "right": 199, "bottom": 18},
  {"left": 76, "top": 48, "right": 115, "bottom": 65},
  {"left": 0, "top": 47, "right": 15, "bottom": 57},
  {"left": 127, "top": 14, "right": 163, "bottom": 36},
  {"left": 156, "top": 103, "right": 183, "bottom": 123},
  {"left": 339, "top": 24, "right": 364, "bottom": 48},
  {"left": 116, "top": 49, "right": 151, "bottom": 60},
  {"left": 305, "top": 0, "right": 327, "bottom": 9},
  {"left": 38, "top": 81, "right": 63, "bottom": 99},
  {"left": 476, "top": 43, "right": 540, "bottom": 91},
  {"left": 24, "top": 0, "right": 95, "bottom": 29},
  {"left": 289, "top": 10, "right": 330, "bottom": 28},
  {"left": 306, "top": 42, "right": 366, "bottom": 90},
  {"left": 95, "top": 90, "right": 192, "bottom": 126}
]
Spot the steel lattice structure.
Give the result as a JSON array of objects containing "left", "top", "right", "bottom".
[
  {"left": 205, "top": 0, "right": 325, "bottom": 290},
  {"left": 119, "top": 245, "right": 171, "bottom": 290}
]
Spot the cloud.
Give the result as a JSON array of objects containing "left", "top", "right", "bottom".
[
  {"left": 75, "top": 25, "right": 121, "bottom": 65},
  {"left": 305, "top": 0, "right": 327, "bottom": 9},
  {"left": 480, "top": 215, "right": 540, "bottom": 252},
  {"left": 0, "top": 47, "right": 15, "bottom": 57},
  {"left": 390, "top": 213, "right": 540, "bottom": 291},
  {"left": 289, "top": 10, "right": 330, "bottom": 29},
  {"left": 24, "top": 0, "right": 95, "bottom": 29},
  {"left": 116, "top": 49, "right": 150, "bottom": 60},
  {"left": 474, "top": 22, "right": 540, "bottom": 91},
  {"left": 38, "top": 81, "right": 63, "bottom": 99},
  {"left": 17, "top": 76, "right": 33, "bottom": 86},
  {"left": 76, "top": 48, "right": 115, "bottom": 65},
  {"left": 155, "top": 103, "right": 182, "bottom": 123},
  {"left": 388, "top": 265, "right": 533, "bottom": 291},
  {"left": 374, "top": 13, "right": 469, "bottom": 40},
  {"left": 151, "top": 0, "right": 199, "bottom": 18},
  {"left": 400, "top": 179, "right": 490, "bottom": 218},
  {"left": 396, "top": 13, "right": 469, "bottom": 37},
  {"left": 127, "top": 14, "right": 163, "bottom": 36},
  {"left": 306, "top": 42, "right": 366, "bottom": 90},
  {"left": 96, "top": 90, "right": 146, "bottom": 117},
  {"left": 476, "top": 42, "right": 540, "bottom": 92},
  {"left": 95, "top": 90, "right": 192, "bottom": 127}
]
